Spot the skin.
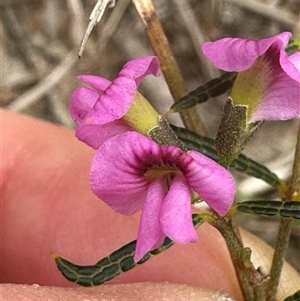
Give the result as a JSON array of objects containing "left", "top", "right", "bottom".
[{"left": 1, "top": 109, "right": 299, "bottom": 300}]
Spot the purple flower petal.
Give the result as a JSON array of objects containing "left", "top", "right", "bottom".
[
  {"left": 75, "top": 120, "right": 131, "bottom": 149},
  {"left": 252, "top": 67, "right": 300, "bottom": 121},
  {"left": 279, "top": 48, "right": 300, "bottom": 82},
  {"left": 202, "top": 32, "right": 300, "bottom": 122},
  {"left": 134, "top": 178, "right": 166, "bottom": 262},
  {"left": 288, "top": 52, "right": 300, "bottom": 73},
  {"left": 70, "top": 56, "right": 161, "bottom": 148},
  {"left": 202, "top": 32, "right": 291, "bottom": 72},
  {"left": 119, "top": 56, "right": 160, "bottom": 86},
  {"left": 77, "top": 75, "right": 111, "bottom": 92},
  {"left": 78, "top": 77, "right": 135, "bottom": 126},
  {"left": 90, "top": 132, "right": 161, "bottom": 215},
  {"left": 185, "top": 151, "right": 236, "bottom": 216},
  {"left": 70, "top": 86, "right": 132, "bottom": 148},
  {"left": 82, "top": 56, "right": 160, "bottom": 126},
  {"left": 89, "top": 132, "right": 236, "bottom": 262},
  {"left": 70, "top": 87, "right": 99, "bottom": 126},
  {"left": 160, "top": 174, "right": 198, "bottom": 243}
]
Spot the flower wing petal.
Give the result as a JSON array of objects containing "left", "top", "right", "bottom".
[
  {"left": 202, "top": 32, "right": 291, "bottom": 72},
  {"left": 185, "top": 151, "right": 236, "bottom": 216},
  {"left": 160, "top": 175, "right": 198, "bottom": 243},
  {"left": 90, "top": 132, "right": 161, "bottom": 215},
  {"left": 77, "top": 75, "right": 111, "bottom": 92},
  {"left": 75, "top": 120, "right": 131, "bottom": 149},
  {"left": 119, "top": 56, "right": 160, "bottom": 86},
  {"left": 70, "top": 87, "right": 99, "bottom": 125},
  {"left": 280, "top": 51, "right": 300, "bottom": 82},
  {"left": 134, "top": 178, "right": 165, "bottom": 262},
  {"left": 252, "top": 70, "right": 300, "bottom": 121}
]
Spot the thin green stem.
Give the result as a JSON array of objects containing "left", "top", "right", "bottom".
[
  {"left": 132, "top": 0, "right": 207, "bottom": 135},
  {"left": 267, "top": 121, "right": 300, "bottom": 300},
  {"left": 267, "top": 219, "right": 292, "bottom": 300},
  {"left": 205, "top": 209, "right": 277, "bottom": 301},
  {"left": 288, "top": 121, "right": 300, "bottom": 197},
  {"left": 208, "top": 216, "right": 270, "bottom": 301},
  {"left": 253, "top": 281, "right": 268, "bottom": 301}
]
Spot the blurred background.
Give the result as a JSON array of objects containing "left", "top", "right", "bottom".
[{"left": 1, "top": 0, "right": 299, "bottom": 272}]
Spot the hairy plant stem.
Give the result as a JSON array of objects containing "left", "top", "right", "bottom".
[
  {"left": 210, "top": 215, "right": 270, "bottom": 301},
  {"left": 267, "top": 121, "right": 300, "bottom": 300},
  {"left": 132, "top": 0, "right": 207, "bottom": 135}
]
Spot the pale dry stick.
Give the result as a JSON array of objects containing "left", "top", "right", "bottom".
[
  {"left": 7, "top": 51, "right": 78, "bottom": 112},
  {"left": 48, "top": 91, "right": 74, "bottom": 128},
  {"left": 44, "top": 0, "right": 64, "bottom": 39},
  {"left": 2, "top": 73, "right": 40, "bottom": 92},
  {"left": 172, "top": 0, "right": 220, "bottom": 80},
  {"left": 2, "top": 6, "right": 38, "bottom": 69},
  {"left": 97, "top": 0, "right": 131, "bottom": 55},
  {"left": 42, "top": 0, "right": 86, "bottom": 127},
  {"left": 109, "top": 23, "right": 179, "bottom": 121},
  {"left": 132, "top": 0, "right": 207, "bottom": 135},
  {"left": 226, "top": 0, "right": 297, "bottom": 28},
  {"left": 66, "top": 0, "right": 86, "bottom": 45},
  {"left": 292, "top": 12, "right": 300, "bottom": 37},
  {"left": 77, "top": 0, "right": 116, "bottom": 58}
]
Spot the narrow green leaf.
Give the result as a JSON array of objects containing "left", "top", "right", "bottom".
[
  {"left": 54, "top": 214, "right": 204, "bottom": 286},
  {"left": 236, "top": 200, "right": 300, "bottom": 220},
  {"left": 286, "top": 39, "right": 300, "bottom": 56},
  {"left": 283, "top": 290, "right": 300, "bottom": 301},
  {"left": 171, "top": 125, "right": 284, "bottom": 189},
  {"left": 170, "top": 72, "right": 237, "bottom": 113}
]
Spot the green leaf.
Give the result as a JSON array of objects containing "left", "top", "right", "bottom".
[
  {"left": 171, "top": 125, "right": 284, "bottom": 190},
  {"left": 284, "top": 290, "right": 300, "bottom": 301},
  {"left": 236, "top": 200, "right": 300, "bottom": 220},
  {"left": 286, "top": 39, "right": 300, "bottom": 56},
  {"left": 169, "top": 72, "right": 237, "bottom": 113},
  {"left": 54, "top": 214, "right": 204, "bottom": 286}
]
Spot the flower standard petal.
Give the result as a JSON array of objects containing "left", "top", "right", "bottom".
[
  {"left": 184, "top": 151, "right": 236, "bottom": 216},
  {"left": 202, "top": 32, "right": 300, "bottom": 122},
  {"left": 83, "top": 56, "right": 160, "bottom": 125},
  {"left": 202, "top": 32, "right": 291, "bottom": 72},
  {"left": 70, "top": 57, "right": 161, "bottom": 148},
  {"left": 134, "top": 177, "right": 166, "bottom": 262},
  {"left": 160, "top": 174, "right": 198, "bottom": 243}
]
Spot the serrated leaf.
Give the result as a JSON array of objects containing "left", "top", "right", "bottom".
[
  {"left": 169, "top": 72, "right": 237, "bottom": 113},
  {"left": 285, "top": 39, "right": 300, "bottom": 56},
  {"left": 171, "top": 125, "right": 284, "bottom": 190},
  {"left": 236, "top": 200, "right": 300, "bottom": 220},
  {"left": 284, "top": 290, "right": 300, "bottom": 301},
  {"left": 54, "top": 214, "right": 204, "bottom": 286}
]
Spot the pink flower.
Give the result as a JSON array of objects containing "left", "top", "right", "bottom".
[
  {"left": 70, "top": 56, "right": 160, "bottom": 149},
  {"left": 90, "top": 132, "right": 236, "bottom": 262},
  {"left": 202, "top": 32, "right": 300, "bottom": 122}
]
